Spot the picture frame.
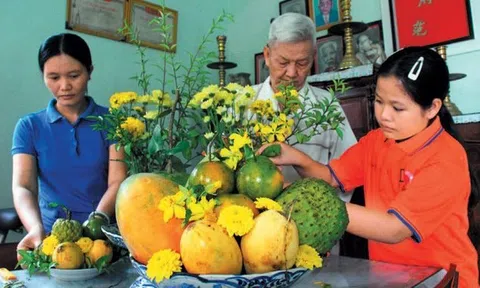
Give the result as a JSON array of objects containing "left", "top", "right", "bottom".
[
  {"left": 314, "top": 35, "right": 343, "bottom": 74},
  {"left": 279, "top": 0, "right": 309, "bottom": 16},
  {"left": 254, "top": 52, "right": 269, "bottom": 84},
  {"left": 66, "top": 0, "right": 128, "bottom": 41},
  {"left": 128, "top": 0, "right": 178, "bottom": 52},
  {"left": 389, "top": 0, "right": 474, "bottom": 50},
  {"left": 308, "top": 0, "right": 342, "bottom": 32},
  {"left": 353, "top": 20, "right": 387, "bottom": 66}
]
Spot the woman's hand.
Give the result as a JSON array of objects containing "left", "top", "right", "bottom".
[
  {"left": 16, "top": 224, "right": 45, "bottom": 261},
  {"left": 257, "top": 142, "right": 312, "bottom": 168}
]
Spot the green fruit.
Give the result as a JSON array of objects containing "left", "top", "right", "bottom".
[
  {"left": 52, "top": 218, "right": 83, "bottom": 243},
  {"left": 83, "top": 213, "right": 108, "bottom": 240},
  {"left": 236, "top": 155, "right": 284, "bottom": 199},
  {"left": 188, "top": 161, "right": 235, "bottom": 195},
  {"left": 276, "top": 178, "right": 349, "bottom": 254}
]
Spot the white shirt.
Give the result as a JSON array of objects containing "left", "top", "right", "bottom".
[{"left": 253, "top": 77, "right": 358, "bottom": 203}]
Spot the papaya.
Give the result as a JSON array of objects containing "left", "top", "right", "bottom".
[{"left": 116, "top": 173, "right": 184, "bottom": 265}]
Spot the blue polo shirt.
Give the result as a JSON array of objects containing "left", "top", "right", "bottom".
[{"left": 11, "top": 97, "right": 112, "bottom": 232}]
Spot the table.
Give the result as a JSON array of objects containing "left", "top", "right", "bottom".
[{"left": 10, "top": 255, "right": 444, "bottom": 288}]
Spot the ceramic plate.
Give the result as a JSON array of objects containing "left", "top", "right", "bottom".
[
  {"left": 129, "top": 255, "right": 307, "bottom": 288},
  {"left": 50, "top": 266, "right": 103, "bottom": 281},
  {"left": 101, "top": 223, "right": 128, "bottom": 249}
]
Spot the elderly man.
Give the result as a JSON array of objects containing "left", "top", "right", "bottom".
[
  {"left": 253, "top": 13, "right": 357, "bottom": 204},
  {"left": 319, "top": 41, "right": 340, "bottom": 72}
]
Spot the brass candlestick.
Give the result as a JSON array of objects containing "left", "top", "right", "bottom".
[
  {"left": 328, "top": 0, "right": 367, "bottom": 70},
  {"left": 435, "top": 46, "right": 464, "bottom": 116},
  {"left": 207, "top": 35, "right": 237, "bottom": 87}
]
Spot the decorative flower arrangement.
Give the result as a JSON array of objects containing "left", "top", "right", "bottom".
[{"left": 86, "top": 2, "right": 349, "bottom": 287}]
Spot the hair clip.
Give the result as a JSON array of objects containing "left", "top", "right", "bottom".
[{"left": 408, "top": 56, "right": 424, "bottom": 81}]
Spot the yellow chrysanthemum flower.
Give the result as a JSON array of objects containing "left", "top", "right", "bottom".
[
  {"left": 254, "top": 198, "right": 283, "bottom": 212},
  {"left": 203, "top": 116, "right": 211, "bottom": 123},
  {"left": 109, "top": 91, "right": 138, "bottom": 109},
  {"left": 204, "top": 132, "right": 214, "bottom": 140},
  {"left": 217, "top": 205, "right": 255, "bottom": 237},
  {"left": 146, "top": 249, "right": 183, "bottom": 283},
  {"left": 120, "top": 117, "right": 146, "bottom": 138},
  {"left": 41, "top": 235, "right": 59, "bottom": 256},
  {"left": 136, "top": 94, "right": 151, "bottom": 104},
  {"left": 75, "top": 237, "right": 94, "bottom": 253},
  {"left": 295, "top": 245, "right": 323, "bottom": 270},
  {"left": 144, "top": 110, "right": 159, "bottom": 120},
  {"left": 225, "top": 82, "right": 243, "bottom": 93}
]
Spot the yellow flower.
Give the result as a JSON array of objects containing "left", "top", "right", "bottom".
[
  {"left": 75, "top": 237, "right": 94, "bottom": 253},
  {"left": 158, "top": 191, "right": 189, "bottom": 222},
  {"left": 254, "top": 198, "right": 283, "bottom": 211},
  {"left": 144, "top": 110, "right": 159, "bottom": 120},
  {"left": 204, "top": 180, "right": 222, "bottom": 195},
  {"left": 225, "top": 82, "right": 243, "bottom": 93},
  {"left": 217, "top": 205, "right": 255, "bottom": 237},
  {"left": 203, "top": 116, "right": 211, "bottom": 123},
  {"left": 295, "top": 245, "right": 323, "bottom": 270},
  {"left": 204, "top": 132, "right": 214, "bottom": 140},
  {"left": 109, "top": 91, "right": 138, "bottom": 109},
  {"left": 136, "top": 94, "right": 151, "bottom": 104},
  {"left": 261, "top": 123, "right": 286, "bottom": 143},
  {"left": 146, "top": 249, "right": 182, "bottom": 283},
  {"left": 150, "top": 90, "right": 173, "bottom": 107},
  {"left": 120, "top": 117, "right": 146, "bottom": 138},
  {"left": 229, "top": 132, "right": 251, "bottom": 151},
  {"left": 219, "top": 147, "right": 243, "bottom": 170},
  {"left": 188, "top": 196, "right": 217, "bottom": 221},
  {"left": 41, "top": 235, "right": 59, "bottom": 256},
  {"left": 200, "top": 98, "right": 214, "bottom": 110}
]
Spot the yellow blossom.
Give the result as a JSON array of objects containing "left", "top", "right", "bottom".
[
  {"left": 75, "top": 237, "right": 94, "bottom": 253},
  {"left": 261, "top": 123, "right": 287, "bottom": 143},
  {"left": 200, "top": 98, "right": 214, "bottom": 110},
  {"left": 146, "top": 249, "right": 183, "bottom": 283},
  {"left": 295, "top": 245, "right": 323, "bottom": 270},
  {"left": 254, "top": 198, "right": 283, "bottom": 211},
  {"left": 229, "top": 132, "right": 251, "bottom": 151},
  {"left": 216, "top": 106, "right": 227, "bottom": 115},
  {"left": 204, "top": 132, "right": 214, "bottom": 140},
  {"left": 203, "top": 116, "right": 211, "bottom": 123},
  {"left": 217, "top": 205, "right": 255, "bottom": 237},
  {"left": 158, "top": 191, "right": 189, "bottom": 222},
  {"left": 120, "top": 117, "right": 146, "bottom": 138},
  {"left": 204, "top": 180, "right": 222, "bottom": 194},
  {"left": 188, "top": 196, "right": 217, "bottom": 221},
  {"left": 41, "top": 235, "right": 59, "bottom": 256},
  {"left": 109, "top": 91, "right": 138, "bottom": 109},
  {"left": 151, "top": 90, "right": 173, "bottom": 107},
  {"left": 225, "top": 82, "right": 243, "bottom": 93},
  {"left": 219, "top": 147, "right": 243, "bottom": 170},
  {"left": 136, "top": 94, "right": 151, "bottom": 104},
  {"left": 144, "top": 110, "right": 159, "bottom": 120}
]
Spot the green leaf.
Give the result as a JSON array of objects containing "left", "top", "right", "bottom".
[
  {"left": 335, "top": 127, "right": 344, "bottom": 140},
  {"left": 168, "top": 140, "right": 189, "bottom": 155},
  {"left": 243, "top": 145, "right": 254, "bottom": 161},
  {"left": 260, "top": 144, "right": 281, "bottom": 157}
]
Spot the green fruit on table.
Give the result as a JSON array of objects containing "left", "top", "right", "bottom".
[
  {"left": 236, "top": 155, "right": 284, "bottom": 199},
  {"left": 83, "top": 213, "right": 108, "bottom": 240},
  {"left": 276, "top": 178, "right": 349, "bottom": 254},
  {"left": 188, "top": 161, "right": 235, "bottom": 195},
  {"left": 52, "top": 218, "right": 83, "bottom": 243}
]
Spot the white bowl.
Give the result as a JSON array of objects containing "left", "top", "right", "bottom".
[{"left": 49, "top": 266, "right": 103, "bottom": 281}]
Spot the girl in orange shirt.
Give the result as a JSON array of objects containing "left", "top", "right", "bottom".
[{"left": 261, "top": 47, "right": 479, "bottom": 287}]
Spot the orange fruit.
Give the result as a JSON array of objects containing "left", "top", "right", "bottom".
[
  {"left": 188, "top": 161, "right": 235, "bottom": 195},
  {"left": 236, "top": 156, "right": 284, "bottom": 199}
]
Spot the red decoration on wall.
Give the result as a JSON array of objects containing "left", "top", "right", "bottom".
[{"left": 389, "top": 0, "right": 474, "bottom": 49}]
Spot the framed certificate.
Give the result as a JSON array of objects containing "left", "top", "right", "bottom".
[
  {"left": 66, "top": 0, "right": 127, "bottom": 41},
  {"left": 128, "top": 0, "right": 179, "bottom": 52}
]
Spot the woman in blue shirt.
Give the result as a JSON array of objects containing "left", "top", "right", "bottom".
[{"left": 11, "top": 33, "right": 127, "bottom": 253}]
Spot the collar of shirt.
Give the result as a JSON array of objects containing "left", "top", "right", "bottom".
[
  {"left": 46, "top": 96, "right": 97, "bottom": 124},
  {"left": 386, "top": 117, "right": 444, "bottom": 155}
]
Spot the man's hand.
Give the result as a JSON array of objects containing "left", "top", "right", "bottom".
[{"left": 16, "top": 224, "right": 44, "bottom": 263}]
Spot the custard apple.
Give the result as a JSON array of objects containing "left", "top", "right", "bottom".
[
  {"left": 52, "top": 218, "right": 83, "bottom": 242},
  {"left": 276, "top": 178, "right": 349, "bottom": 254}
]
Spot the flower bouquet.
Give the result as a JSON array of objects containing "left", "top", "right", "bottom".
[{"left": 88, "top": 3, "right": 350, "bottom": 287}]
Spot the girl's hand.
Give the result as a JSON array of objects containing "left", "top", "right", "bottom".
[{"left": 257, "top": 142, "right": 311, "bottom": 168}]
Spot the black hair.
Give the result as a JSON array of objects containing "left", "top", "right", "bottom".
[
  {"left": 377, "top": 46, "right": 479, "bottom": 243},
  {"left": 38, "top": 33, "right": 92, "bottom": 74}
]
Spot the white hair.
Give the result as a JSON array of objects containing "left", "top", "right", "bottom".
[{"left": 268, "top": 13, "right": 316, "bottom": 47}]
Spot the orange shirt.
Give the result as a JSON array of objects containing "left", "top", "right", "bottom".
[{"left": 329, "top": 117, "right": 478, "bottom": 287}]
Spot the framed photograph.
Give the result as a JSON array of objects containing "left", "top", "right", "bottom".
[
  {"left": 254, "top": 52, "right": 269, "bottom": 84},
  {"left": 279, "top": 0, "right": 309, "bottom": 16},
  {"left": 308, "top": 0, "right": 342, "bottom": 32},
  {"left": 353, "top": 21, "right": 387, "bottom": 66},
  {"left": 314, "top": 35, "right": 343, "bottom": 74},
  {"left": 128, "top": 0, "right": 178, "bottom": 52},
  {"left": 66, "top": 0, "right": 127, "bottom": 41},
  {"left": 389, "top": 0, "right": 474, "bottom": 50}
]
